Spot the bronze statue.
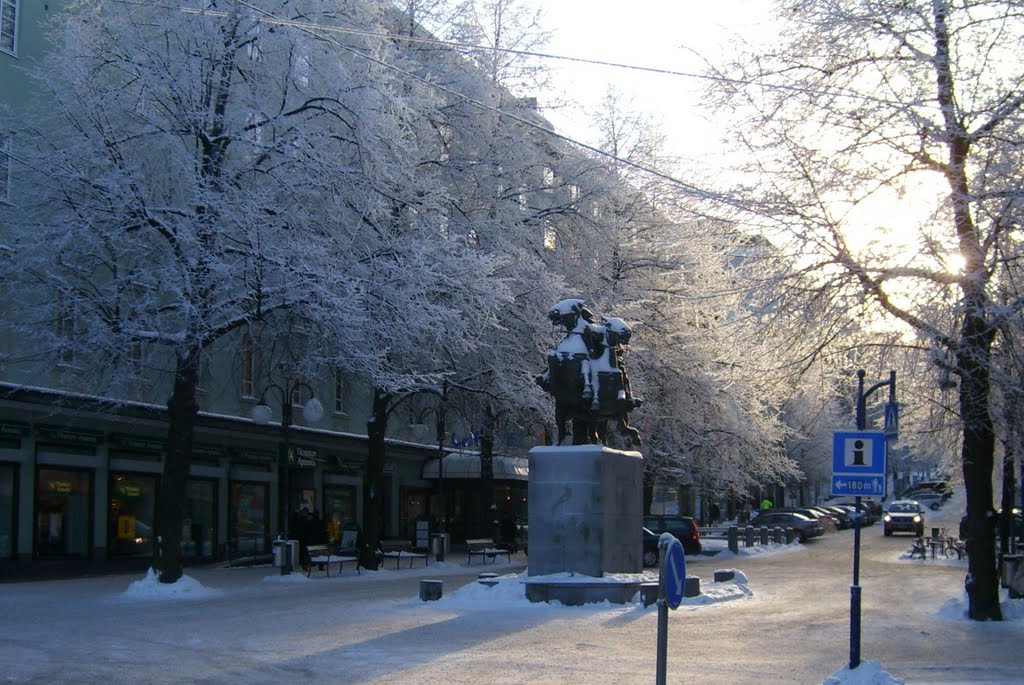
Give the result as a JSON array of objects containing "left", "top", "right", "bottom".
[{"left": 535, "top": 299, "right": 642, "bottom": 446}]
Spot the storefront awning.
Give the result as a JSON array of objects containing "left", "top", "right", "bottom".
[{"left": 421, "top": 453, "right": 529, "bottom": 481}]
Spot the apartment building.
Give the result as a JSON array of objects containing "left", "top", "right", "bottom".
[{"left": 0, "top": 2, "right": 538, "bottom": 578}]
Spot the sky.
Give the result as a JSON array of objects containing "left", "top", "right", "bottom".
[
  {"left": 14, "top": 484, "right": 1020, "bottom": 685},
  {"left": 523, "top": 0, "right": 774, "bottom": 165}
]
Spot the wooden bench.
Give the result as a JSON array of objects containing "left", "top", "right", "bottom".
[
  {"left": 466, "top": 538, "right": 511, "bottom": 565},
  {"left": 378, "top": 539, "right": 428, "bottom": 569},
  {"left": 306, "top": 544, "right": 360, "bottom": 577}
]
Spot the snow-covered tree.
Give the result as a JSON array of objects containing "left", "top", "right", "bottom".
[
  {"left": 709, "top": 0, "right": 1024, "bottom": 620},
  {"left": 0, "top": 0, "right": 514, "bottom": 580}
]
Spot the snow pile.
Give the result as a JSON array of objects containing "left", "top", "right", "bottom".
[
  {"left": 119, "top": 567, "right": 223, "bottom": 600},
  {"left": 821, "top": 660, "right": 904, "bottom": 685},
  {"left": 433, "top": 568, "right": 753, "bottom": 610}
]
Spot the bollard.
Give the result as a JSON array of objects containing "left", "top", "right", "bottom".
[
  {"left": 684, "top": 575, "right": 701, "bottom": 598},
  {"left": 786, "top": 528, "right": 797, "bottom": 544},
  {"left": 760, "top": 526, "right": 769, "bottom": 546},
  {"left": 745, "top": 525, "right": 755, "bottom": 547},
  {"left": 773, "top": 527, "right": 784, "bottom": 544},
  {"left": 714, "top": 569, "right": 735, "bottom": 582},
  {"left": 639, "top": 582, "right": 660, "bottom": 607},
  {"left": 728, "top": 526, "right": 739, "bottom": 554},
  {"left": 419, "top": 579, "right": 443, "bottom": 601},
  {"left": 478, "top": 572, "right": 499, "bottom": 587}
]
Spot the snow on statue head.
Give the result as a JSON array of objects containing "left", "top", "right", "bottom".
[{"left": 535, "top": 299, "right": 642, "bottom": 447}]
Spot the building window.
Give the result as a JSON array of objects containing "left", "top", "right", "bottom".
[
  {"left": 0, "top": 132, "right": 10, "bottom": 204},
  {"left": 57, "top": 303, "right": 82, "bottom": 368},
  {"left": 36, "top": 467, "right": 92, "bottom": 559},
  {"left": 323, "top": 485, "right": 356, "bottom": 544},
  {"left": 229, "top": 481, "right": 268, "bottom": 556},
  {"left": 0, "top": 1, "right": 16, "bottom": 55},
  {"left": 182, "top": 479, "right": 216, "bottom": 560},
  {"left": 0, "top": 463, "right": 15, "bottom": 559},
  {"left": 240, "top": 333, "right": 254, "bottom": 398},
  {"left": 109, "top": 472, "right": 157, "bottom": 557},
  {"left": 543, "top": 220, "right": 557, "bottom": 251},
  {"left": 334, "top": 370, "right": 346, "bottom": 414}
]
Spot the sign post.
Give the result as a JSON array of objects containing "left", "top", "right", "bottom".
[
  {"left": 656, "top": 534, "right": 686, "bottom": 685},
  {"left": 840, "top": 369, "right": 896, "bottom": 671}
]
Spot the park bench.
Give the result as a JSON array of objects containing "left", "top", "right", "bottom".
[
  {"left": 466, "top": 538, "right": 511, "bottom": 565},
  {"left": 378, "top": 539, "right": 428, "bottom": 569},
  {"left": 305, "top": 544, "right": 360, "bottom": 577}
]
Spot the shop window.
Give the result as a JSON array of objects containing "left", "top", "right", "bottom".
[
  {"left": 399, "top": 488, "right": 430, "bottom": 543},
  {"left": 109, "top": 473, "right": 157, "bottom": 557},
  {"left": 323, "top": 485, "right": 356, "bottom": 544},
  {"left": 182, "top": 479, "right": 216, "bottom": 560},
  {"left": 0, "top": 463, "right": 15, "bottom": 558},
  {"left": 229, "top": 481, "right": 268, "bottom": 557},
  {"left": 36, "top": 468, "right": 92, "bottom": 558}
]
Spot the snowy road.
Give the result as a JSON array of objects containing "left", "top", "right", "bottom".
[{"left": 1, "top": 526, "right": 1022, "bottom": 684}]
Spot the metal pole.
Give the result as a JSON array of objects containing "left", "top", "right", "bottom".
[
  {"left": 435, "top": 382, "right": 447, "bottom": 562},
  {"left": 850, "top": 496, "right": 862, "bottom": 669},
  {"left": 656, "top": 560, "right": 668, "bottom": 685},
  {"left": 434, "top": 378, "right": 446, "bottom": 561},
  {"left": 849, "top": 369, "right": 896, "bottom": 670},
  {"left": 281, "top": 384, "right": 293, "bottom": 576}
]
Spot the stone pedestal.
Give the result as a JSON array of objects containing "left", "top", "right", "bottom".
[{"left": 527, "top": 444, "right": 643, "bottom": 577}]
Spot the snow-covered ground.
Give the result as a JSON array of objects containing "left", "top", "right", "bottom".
[{"left": 5, "top": 484, "right": 1022, "bottom": 684}]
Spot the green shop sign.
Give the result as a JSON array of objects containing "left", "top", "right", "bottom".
[{"left": 288, "top": 446, "right": 319, "bottom": 467}]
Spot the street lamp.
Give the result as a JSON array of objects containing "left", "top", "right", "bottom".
[
  {"left": 252, "top": 380, "right": 324, "bottom": 575},
  {"left": 434, "top": 381, "right": 448, "bottom": 561}
]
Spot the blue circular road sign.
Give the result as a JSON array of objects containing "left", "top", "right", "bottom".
[{"left": 660, "top": 535, "right": 687, "bottom": 610}]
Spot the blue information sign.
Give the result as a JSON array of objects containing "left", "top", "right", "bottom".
[
  {"left": 831, "top": 431, "right": 887, "bottom": 497},
  {"left": 660, "top": 536, "right": 687, "bottom": 610}
]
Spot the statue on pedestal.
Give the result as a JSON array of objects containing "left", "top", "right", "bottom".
[{"left": 535, "top": 299, "right": 642, "bottom": 446}]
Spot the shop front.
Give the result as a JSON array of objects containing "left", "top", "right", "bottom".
[{"left": 421, "top": 452, "right": 529, "bottom": 543}]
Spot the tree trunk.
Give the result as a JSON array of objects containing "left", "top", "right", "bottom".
[
  {"left": 152, "top": 349, "right": 200, "bottom": 583},
  {"left": 958, "top": 315, "right": 1002, "bottom": 620},
  {"left": 479, "top": 404, "right": 497, "bottom": 539},
  {"left": 1000, "top": 391, "right": 1019, "bottom": 558},
  {"left": 360, "top": 388, "right": 389, "bottom": 569}
]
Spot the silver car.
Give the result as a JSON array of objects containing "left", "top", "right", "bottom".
[{"left": 883, "top": 500, "right": 925, "bottom": 536}]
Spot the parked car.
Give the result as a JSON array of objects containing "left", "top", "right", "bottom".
[
  {"left": 883, "top": 500, "right": 926, "bottom": 536},
  {"left": 830, "top": 497, "right": 882, "bottom": 517},
  {"left": 748, "top": 511, "right": 824, "bottom": 542},
  {"left": 642, "top": 523, "right": 701, "bottom": 567},
  {"left": 767, "top": 507, "right": 839, "bottom": 532},
  {"left": 900, "top": 481, "right": 952, "bottom": 501},
  {"left": 909, "top": 492, "right": 945, "bottom": 510},
  {"left": 818, "top": 505, "right": 854, "bottom": 529},
  {"left": 831, "top": 503, "right": 876, "bottom": 526},
  {"left": 643, "top": 515, "right": 702, "bottom": 556}
]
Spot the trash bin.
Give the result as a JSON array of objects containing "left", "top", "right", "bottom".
[
  {"left": 431, "top": 533, "right": 449, "bottom": 562},
  {"left": 1002, "top": 553, "right": 1023, "bottom": 594},
  {"left": 273, "top": 539, "right": 300, "bottom": 569}
]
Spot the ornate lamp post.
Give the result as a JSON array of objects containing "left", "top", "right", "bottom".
[
  {"left": 436, "top": 381, "right": 448, "bottom": 559},
  {"left": 252, "top": 380, "right": 324, "bottom": 575}
]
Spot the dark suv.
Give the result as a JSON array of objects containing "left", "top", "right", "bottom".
[{"left": 643, "top": 515, "right": 702, "bottom": 565}]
